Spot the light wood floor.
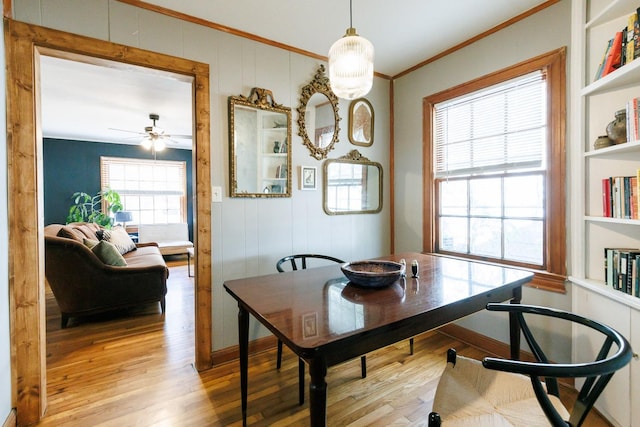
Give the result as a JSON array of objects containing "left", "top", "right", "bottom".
[{"left": 38, "top": 260, "right": 611, "bottom": 426}]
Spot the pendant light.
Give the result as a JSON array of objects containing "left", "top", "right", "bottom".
[{"left": 328, "top": 0, "right": 374, "bottom": 100}]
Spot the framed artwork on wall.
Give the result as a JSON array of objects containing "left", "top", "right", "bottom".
[
  {"left": 348, "top": 98, "right": 374, "bottom": 147},
  {"left": 300, "top": 166, "right": 317, "bottom": 190}
]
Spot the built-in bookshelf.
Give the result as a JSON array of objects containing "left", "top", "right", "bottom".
[{"left": 570, "top": 1, "right": 640, "bottom": 425}]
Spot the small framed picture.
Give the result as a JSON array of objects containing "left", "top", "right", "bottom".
[{"left": 300, "top": 166, "right": 317, "bottom": 190}]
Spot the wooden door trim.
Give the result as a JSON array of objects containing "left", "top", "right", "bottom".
[{"left": 5, "top": 19, "right": 212, "bottom": 426}]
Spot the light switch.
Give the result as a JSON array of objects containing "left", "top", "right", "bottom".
[{"left": 212, "top": 186, "right": 222, "bottom": 203}]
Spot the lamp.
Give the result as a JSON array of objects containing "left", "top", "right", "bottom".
[
  {"left": 115, "top": 211, "right": 133, "bottom": 228},
  {"left": 328, "top": 0, "right": 374, "bottom": 100}
]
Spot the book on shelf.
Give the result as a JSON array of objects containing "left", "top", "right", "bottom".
[
  {"left": 595, "top": 38, "right": 614, "bottom": 81},
  {"left": 601, "top": 173, "right": 640, "bottom": 219},
  {"left": 602, "top": 177, "right": 612, "bottom": 217},
  {"left": 602, "top": 31, "right": 624, "bottom": 77},
  {"left": 626, "top": 97, "right": 640, "bottom": 142},
  {"left": 627, "top": 11, "right": 638, "bottom": 63},
  {"left": 635, "top": 7, "right": 640, "bottom": 60},
  {"left": 604, "top": 248, "right": 640, "bottom": 297}
]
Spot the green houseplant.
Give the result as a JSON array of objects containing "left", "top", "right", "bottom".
[{"left": 66, "top": 188, "right": 123, "bottom": 228}]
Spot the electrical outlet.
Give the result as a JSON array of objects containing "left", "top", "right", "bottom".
[{"left": 212, "top": 186, "right": 222, "bottom": 203}]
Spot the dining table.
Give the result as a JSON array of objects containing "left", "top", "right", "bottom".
[{"left": 223, "top": 252, "right": 534, "bottom": 427}]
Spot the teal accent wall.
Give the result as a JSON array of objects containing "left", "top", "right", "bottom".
[{"left": 43, "top": 138, "right": 194, "bottom": 241}]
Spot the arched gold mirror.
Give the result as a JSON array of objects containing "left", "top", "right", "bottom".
[
  {"left": 229, "top": 87, "right": 292, "bottom": 198},
  {"left": 323, "top": 150, "right": 383, "bottom": 215},
  {"left": 297, "top": 65, "right": 341, "bottom": 160},
  {"left": 348, "top": 98, "right": 374, "bottom": 147}
]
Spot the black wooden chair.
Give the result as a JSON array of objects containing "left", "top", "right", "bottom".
[
  {"left": 428, "top": 303, "right": 633, "bottom": 427},
  {"left": 276, "top": 254, "right": 366, "bottom": 405}
]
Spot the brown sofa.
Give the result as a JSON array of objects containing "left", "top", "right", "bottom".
[{"left": 44, "top": 223, "right": 169, "bottom": 328}]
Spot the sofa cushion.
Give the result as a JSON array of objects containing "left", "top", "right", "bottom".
[
  {"left": 102, "top": 226, "right": 137, "bottom": 255},
  {"left": 92, "top": 240, "right": 127, "bottom": 266},
  {"left": 83, "top": 238, "right": 99, "bottom": 249},
  {"left": 74, "top": 224, "right": 99, "bottom": 240},
  {"left": 58, "top": 226, "right": 85, "bottom": 242}
]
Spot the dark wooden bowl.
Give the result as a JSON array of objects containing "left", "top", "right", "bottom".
[{"left": 340, "top": 260, "right": 405, "bottom": 288}]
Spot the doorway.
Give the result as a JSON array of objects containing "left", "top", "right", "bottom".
[{"left": 6, "top": 20, "right": 212, "bottom": 426}]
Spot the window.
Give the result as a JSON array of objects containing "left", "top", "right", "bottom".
[
  {"left": 326, "top": 162, "right": 367, "bottom": 212},
  {"left": 423, "top": 48, "right": 566, "bottom": 292},
  {"left": 101, "top": 156, "right": 187, "bottom": 226}
]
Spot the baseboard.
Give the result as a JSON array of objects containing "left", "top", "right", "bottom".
[
  {"left": 2, "top": 409, "right": 16, "bottom": 427},
  {"left": 438, "top": 323, "right": 522, "bottom": 360},
  {"left": 211, "top": 335, "right": 277, "bottom": 366}
]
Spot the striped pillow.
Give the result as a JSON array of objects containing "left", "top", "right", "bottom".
[{"left": 101, "top": 226, "right": 136, "bottom": 255}]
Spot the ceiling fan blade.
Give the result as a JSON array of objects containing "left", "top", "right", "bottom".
[
  {"left": 165, "top": 134, "right": 192, "bottom": 139},
  {"left": 108, "top": 127, "right": 146, "bottom": 135}
]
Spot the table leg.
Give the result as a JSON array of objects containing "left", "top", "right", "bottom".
[
  {"left": 509, "top": 285, "right": 522, "bottom": 360},
  {"left": 238, "top": 305, "right": 249, "bottom": 426},
  {"left": 308, "top": 356, "right": 328, "bottom": 427}
]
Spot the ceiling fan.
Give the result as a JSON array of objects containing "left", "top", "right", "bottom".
[{"left": 110, "top": 113, "right": 191, "bottom": 151}]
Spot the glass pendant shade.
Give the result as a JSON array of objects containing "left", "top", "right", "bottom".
[{"left": 328, "top": 27, "right": 374, "bottom": 100}]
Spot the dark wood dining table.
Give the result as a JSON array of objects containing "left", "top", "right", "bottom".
[{"left": 223, "top": 252, "right": 534, "bottom": 426}]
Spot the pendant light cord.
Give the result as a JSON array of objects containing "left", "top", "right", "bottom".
[{"left": 349, "top": 0, "right": 353, "bottom": 28}]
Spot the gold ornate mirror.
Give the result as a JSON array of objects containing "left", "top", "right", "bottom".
[
  {"left": 229, "top": 87, "right": 292, "bottom": 198},
  {"left": 297, "top": 65, "right": 341, "bottom": 160},
  {"left": 323, "top": 150, "right": 383, "bottom": 215}
]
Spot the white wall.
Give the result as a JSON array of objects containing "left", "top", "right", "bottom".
[
  {"left": 393, "top": 0, "right": 574, "bottom": 360},
  {"left": 0, "top": 7, "right": 12, "bottom": 422},
  {"left": 13, "top": 0, "right": 391, "bottom": 351}
]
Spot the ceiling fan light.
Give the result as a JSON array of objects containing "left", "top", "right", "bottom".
[
  {"left": 328, "top": 27, "right": 374, "bottom": 100},
  {"left": 154, "top": 139, "right": 166, "bottom": 152},
  {"left": 141, "top": 138, "right": 153, "bottom": 150}
]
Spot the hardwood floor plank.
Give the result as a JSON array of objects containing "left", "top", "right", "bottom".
[{"left": 37, "top": 262, "right": 612, "bottom": 427}]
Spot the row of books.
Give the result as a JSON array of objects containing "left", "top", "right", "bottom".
[
  {"left": 602, "top": 174, "right": 640, "bottom": 218},
  {"left": 626, "top": 97, "right": 640, "bottom": 142},
  {"left": 604, "top": 248, "right": 640, "bottom": 297},
  {"left": 594, "top": 7, "right": 640, "bottom": 81}
]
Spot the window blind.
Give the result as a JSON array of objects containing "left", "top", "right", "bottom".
[
  {"left": 434, "top": 71, "right": 546, "bottom": 178},
  {"left": 100, "top": 157, "right": 186, "bottom": 196}
]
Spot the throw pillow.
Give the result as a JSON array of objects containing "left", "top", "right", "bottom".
[
  {"left": 102, "top": 226, "right": 137, "bottom": 255},
  {"left": 91, "top": 240, "right": 127, "bottom": 266},
  {"left": 58, "top": 226, "right": 85, "bottom": 242},
  {"left": 83, "top": 238, "right": 99, "bottom": 249}
]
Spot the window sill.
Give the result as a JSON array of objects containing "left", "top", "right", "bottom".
[{"left": 427, "top": 252, "right": 567, "bottom": 294}]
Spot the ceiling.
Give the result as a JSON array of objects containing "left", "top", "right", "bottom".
[{"left": 40, "top": 0, "right": 549, "bottom": 147}]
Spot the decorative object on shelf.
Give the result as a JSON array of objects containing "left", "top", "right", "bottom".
[
  {"left": 300, "top": 166, "right": 317, "bottom": 191},
  {"left": 228, "top": 87, "right": 292, "bottom": 198},
  {"left": 593, "top": 135, "right": 613, "bottom": 149},
  {"left": 323, "top": 149, "right": 382, "bottom": 215},
  {"left": 327, "top": 0, "right": 374, "bottom": 100},
  {"left": 348, "top": 98, "right": 374, "bottom": 146},
  {"left": 297, "top": 65, "right": 341, "bottom": 160},
  {"left": 606, "top": 108, "right": 627, "bottom": 145}
]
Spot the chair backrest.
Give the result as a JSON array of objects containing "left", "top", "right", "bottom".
[
  {"left": 276, "top": 254, "right": 344, "bottom": 272},
  {"left": 483, "top": 303, "right": 633, "bottom": 427}
]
